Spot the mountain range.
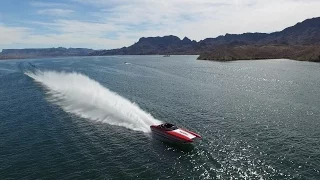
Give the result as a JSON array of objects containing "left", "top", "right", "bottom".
[
  {"left": 1, "top": 17, "right": 320, "bottom": 61},
  {"left": 0, "top": 47, "right": 94, "bottom": 60}
]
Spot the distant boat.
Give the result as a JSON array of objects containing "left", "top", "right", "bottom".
[{"left": 163, "top": 55, "right": 170, "bottom": 57}]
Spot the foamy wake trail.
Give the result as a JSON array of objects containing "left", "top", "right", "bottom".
[{"left": 25, "top": 70, "right": 161, "bottom": 132}]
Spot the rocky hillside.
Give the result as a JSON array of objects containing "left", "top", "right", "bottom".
[
  {"left": 197, "top": 45, "right": 320, "bottom": 62},
  {"left": 199, "top": 17, "right": 320, "bottom": 47},
  {"left": 196, "top": 17, "right": 320, "bottom": 61},
  {"left": 90, "top": 35, "right": 199, "bottom": 55}
]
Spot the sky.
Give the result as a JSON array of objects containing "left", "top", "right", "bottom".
[{"left": 0, "top": 0, "right": 320, "bottom": 50}]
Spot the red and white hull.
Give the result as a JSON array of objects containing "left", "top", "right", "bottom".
[{"left": 150, "top": 123, "right": 201, "bottom": 143}]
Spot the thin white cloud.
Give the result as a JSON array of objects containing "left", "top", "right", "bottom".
[
  {"left": 32, "top": 19, "right": 126, "bottom": 37},
  {"left": 30, "top": 1, "right": 68, "bottom": 7},
  {"left": 81, "top": 0, "right": 320, "bottom": 39},
  {"left": 0, "top": 25, "right": 29, "bottom": 45},
  {"left": 36, "top": 9, "right": 74, "bottom": 16},
  {"left": 0, "top": 23, "right": 133, "bottom": 50}
]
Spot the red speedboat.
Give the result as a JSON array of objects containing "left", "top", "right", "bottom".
[{"left": 150, "top": 123, "right": 202, "bottom": 143}]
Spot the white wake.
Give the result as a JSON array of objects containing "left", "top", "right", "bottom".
[{"left": 25, "top": 70, "right": 161, "bottom": 132}]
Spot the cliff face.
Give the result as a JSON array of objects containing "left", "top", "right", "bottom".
[{"left": 0, "top": 47, "right": 94, "bottom": 59}]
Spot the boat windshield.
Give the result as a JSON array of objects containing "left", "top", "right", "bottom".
[{"left": 161, "top": 123, "right": 178, "bottom": 130}]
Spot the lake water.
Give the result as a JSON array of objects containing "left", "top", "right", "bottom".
[{"left": 0, "top": 56, "right": 319, "bottom": 179}]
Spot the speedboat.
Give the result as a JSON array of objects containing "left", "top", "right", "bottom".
[{"left": 150, "top": 123, "right": 202, "bottom": 143}]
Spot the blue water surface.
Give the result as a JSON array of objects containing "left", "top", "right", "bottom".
[{"left": 0, "top": 56, "right": 319, "bottom": 179}]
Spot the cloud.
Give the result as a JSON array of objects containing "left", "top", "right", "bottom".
[
  {"left": 32, "top": 19, "right": 126, "bottom": 36},
  {"left": 0, "top": 25, "right": 29, "bottom": 45},
  {"left": 80, "top": 0, "right": 320, "bottom": 34},
  {"left": 30, "top": 1, "right": 69, "bottom": 7},
  {"left": 1, "top": 0, "right": 320, "bottom": 50},
  {"left": 0, "top": 23, "right": 133, "bottom": 50},
  {"left": 36, "top": 9, "right": 74, "bottom": 16},
  {"left": 75, "top": 0, "right": 320, "bottom": 41}
]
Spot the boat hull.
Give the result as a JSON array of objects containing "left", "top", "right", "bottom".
[
  {"left": 150, "top": 124, "right": 201, "bottom": 143},
  {"left": 151, "top": 128, "right": 193, "bottom": 143}
]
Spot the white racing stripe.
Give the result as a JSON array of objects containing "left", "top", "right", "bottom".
[{"left": 173, "top": 129, "right": 196, "bottom": 139}]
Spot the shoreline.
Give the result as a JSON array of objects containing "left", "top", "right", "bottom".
[{"left": 1, "top": 54, "right": 319, "bottom": 63}]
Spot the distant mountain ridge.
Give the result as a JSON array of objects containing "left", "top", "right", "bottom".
[
  {"left": 200, "top": 17, "right": 320, "bottom": 46},
  {"left": 90, "top": 35, "right": 199, "bottom": 55},
  {"left": 1, "top": 17, "right": 320, "bottom": 61},
  {"left": 90, "top": 17, "right": 320, "bottom": 57},
  {"left": 0, "top": 47, "right": 94, "bottom": 60}
]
